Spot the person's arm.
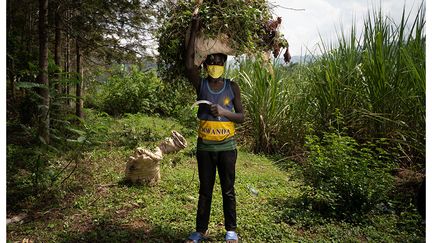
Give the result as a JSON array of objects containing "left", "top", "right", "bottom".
[
  {"left": 210, "top": 81, "right": 245, "bottom": 123},
  {"left": 185, "top": 15, "right": 201, "bottom": 92}
]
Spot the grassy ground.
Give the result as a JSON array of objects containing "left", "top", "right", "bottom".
[{"left": 6, "top": 111, "right": 425, "bottom": 242}]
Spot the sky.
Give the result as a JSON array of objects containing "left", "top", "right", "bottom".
[{"left": 269, "top": 0, "right": 425, "bottom": 56}]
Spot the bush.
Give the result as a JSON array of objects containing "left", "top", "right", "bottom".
[
  {"left": 91, "top": 66, "right": 195, "bottom": 117},
  {"left": 7, "top": 144, "right": 57, "bottom": 211},
  {"left": 94, "top": 67, "right": 161, "bottom": 116},
  {"left": 302, "top": 130, "right": 395, "bottom": 220}
]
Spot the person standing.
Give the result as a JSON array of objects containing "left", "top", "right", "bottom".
[{"left": 184, "top": 15, "right": 244, "bottom": 243}]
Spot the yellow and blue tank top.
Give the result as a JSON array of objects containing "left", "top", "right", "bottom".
[{"left": 197, "top": 78, "right": 236, "bottom": 151}]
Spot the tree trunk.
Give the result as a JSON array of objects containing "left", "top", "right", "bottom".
[
  {"left": 7, "top": 3, "right": 16, "bottom": 101},
  {"left": 38, "top": 0, "right": 50, "bottom": 144},
  {"left": 64, "top": 9, "right": 71, "bottom": 106},
  {"left": 65, "top": 28, "right": 70, "bottom": 106},
  {"left": 54, "top": 5, "right": 62, "bottom": 93},
  {"left": 75, "top": 40, "right": 83, "bottom": 119}
]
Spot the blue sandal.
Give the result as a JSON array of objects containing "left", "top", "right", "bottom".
[
  {"left": 225, "top": 231, "right": 238, "bottom": 243},
  {"left": 187, "top": 232, "right": 207, "bottom": 243}
]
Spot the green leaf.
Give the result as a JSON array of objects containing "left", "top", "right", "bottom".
[
  {"left": 77, "top": 136, "right": 86, "bottom": 143},
  {"left": 66, "top": 127, "right": 87, "bottom": 136},
  {"left": 16, "top": 82, "right": 48, "bottom": 89}
]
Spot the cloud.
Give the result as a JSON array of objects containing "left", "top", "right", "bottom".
[
  {"left": 271, "top": 0, "right": 423, "bottom": 56},
  {"left": 271, "top": 0, "right": 354, "bottom": 55}
]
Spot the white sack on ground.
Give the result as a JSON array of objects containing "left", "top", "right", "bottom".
[{"left": 125, "top": 130, "right": 187, "bottom": 185}]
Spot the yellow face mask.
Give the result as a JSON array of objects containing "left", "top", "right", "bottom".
[{"left": 206, "top": 65, "right": 224, "bottom": 79}]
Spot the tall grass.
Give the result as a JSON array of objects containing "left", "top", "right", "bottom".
[
  {"left": 306, "top": 5, "right": 425, "bottom": 166},
  {"left": 232, "top": 5, "right": 425, "bottom": 167},
  {"left": 234, "top": 59, "right": 309, "bottom": 154}
]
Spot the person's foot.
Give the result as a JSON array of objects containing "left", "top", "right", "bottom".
[{"left": 225, "top": 231, "right": 238, "bottom": 243}]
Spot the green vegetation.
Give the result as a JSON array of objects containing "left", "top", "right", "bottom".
[
  {"left": 87, "top": 65, "right": 195, "bottom": 118},
  {"left": 302, "top": 129, "right": 395, "bottom": 220},
  {"left": 6, "top": 1, "right": 425, "bottom": 242},
  {"left": 234, "top": 6, "right": 425, "bottom": 167},
  {"left": 234, "top": 59, "right": 309, "bottom": 154},
  {"left": 307, "top": 7, "right": 426, "bottom": 166},
  {"left": 228, "top": 3, "right": 425, "bottom": 224},
  {"left": 6, "top": 112, "right": 425, "bottom": 242}
]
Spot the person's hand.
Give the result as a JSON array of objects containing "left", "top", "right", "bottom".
[{"left": 210, "top": 104, "right": 227, "bottom": 118}]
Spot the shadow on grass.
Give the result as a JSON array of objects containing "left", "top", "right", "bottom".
[
  {"left": 58, "top": 216, "right": 189, "bottom": 243},
  {"left": 57, "top": 179, "right": 191, "bottom": 243},
  {"left": 269, "top": 196, "right": 333, "bottom": 229},
  {"left": 269, "top": 194, "right": 425, "bottom": 237},
  {"left": 270, "top": 194, "right": 387, "bottom": 227}
]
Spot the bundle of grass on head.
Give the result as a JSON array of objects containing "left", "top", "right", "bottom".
[{"left": 157, "top": 0, "right": 290, "bottom": 82}]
